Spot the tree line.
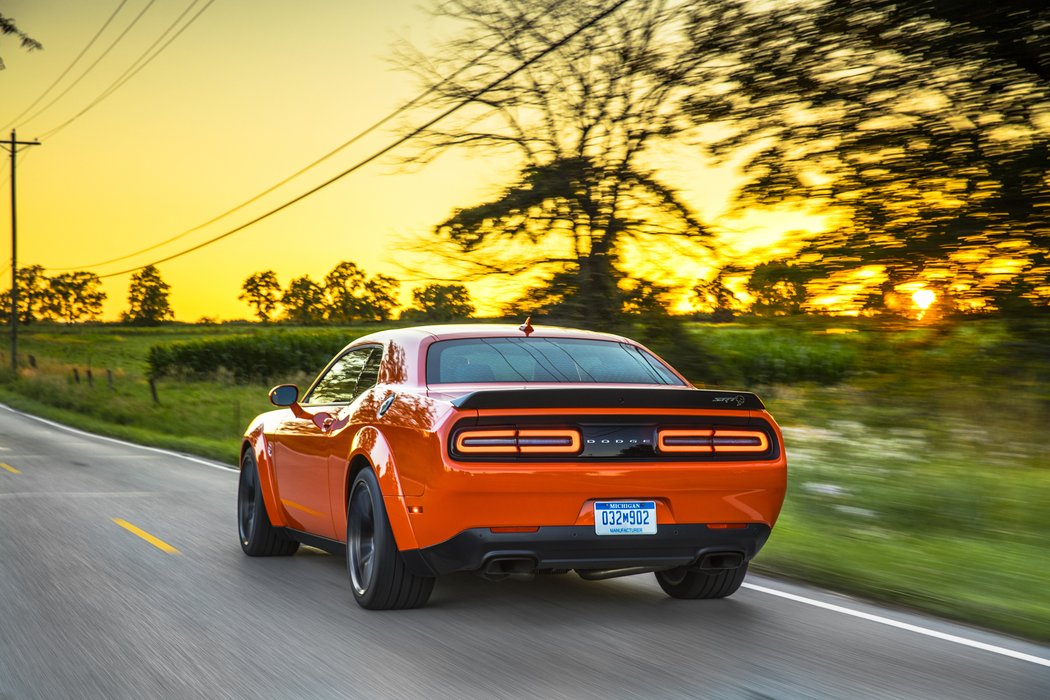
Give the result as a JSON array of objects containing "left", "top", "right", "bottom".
[
  {"left": 240, "top": 261, "right": 475, "bottom": 324},
  {"left": 2, "top": 264, "right": 173, "bottom": 325}
]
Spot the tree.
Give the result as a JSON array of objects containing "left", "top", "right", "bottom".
[
  {"left": 239, "top": 270, "right": 281, "bottom": 322},
  {"left": 746, "top": 262, "right": 810, "bottom": 317},
  {"left": 364, "top": 274, "right": 400, "bottom": 322},
  {"left": 0, "top": 14, "right": 42, "bottom": 70},
  {"left": 45, "top": 272, "right": 106, "bottom": 323},
  {"left": 323, "top": 262, "right": 401, "bottom": 323},
  {"left": 683, "top": 0, "right": 1050, "bottom": 312},
  {"left": 398, "top": 0, "right": 711, "bottom": 320},
  {"left": 123, "top": 265, "right": 173, "bottom": 325},
  {"left": 324, "top": 262, "right": 370, "bottom": 323},
  {"left": 0, "top": 265, "right": 56, "bottom": 324},
  {"left": 407, "top": 283, "right": 475, "bottom": 321},
  {"left": 694, "top": 271, "right": 738, "bottom": 322},
  {"left": 282, "top": 276, "right": 326, "bottom": 325},
  {"left": 621, "top": 279, "right": 673, "bottom": 316}
]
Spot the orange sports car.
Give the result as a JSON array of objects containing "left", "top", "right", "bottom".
[{"left": 238, "top": 323, "right": 787, "bottom": 609}]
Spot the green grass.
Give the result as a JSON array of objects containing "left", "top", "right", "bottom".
[
  {"left": 0, "top": 388, "right": 242, "bottom": 464},
  {"left": 3, "top": 318, "right": 1049, "bottom": 641},
  {"left": 0, "top": 322, "right": 391, "bottom": 463},
  {"left": 753, "top": 398, "right": 1050, "bottom": 640}
]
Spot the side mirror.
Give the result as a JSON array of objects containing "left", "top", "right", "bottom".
[{"left": 269, "top": 384, "right": 300, "bottom": 407}]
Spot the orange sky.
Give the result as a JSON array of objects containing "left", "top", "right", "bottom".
[{"left": 1, "top": 0, "right": 826, "bottom": 320}]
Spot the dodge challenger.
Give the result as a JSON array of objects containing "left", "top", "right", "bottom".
[{"left": 238, "top": 323, "right": 787, "bottom": 609}]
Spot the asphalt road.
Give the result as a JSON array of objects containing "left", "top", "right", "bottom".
[{"left": 0, "top": 405, "right": 1047, "bottom": 700}]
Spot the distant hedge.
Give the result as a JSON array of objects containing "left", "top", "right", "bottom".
[
  {"left": 147, "top": 331, "right": 353, "bottom": 382},
  {"left": 695, "top": 328, "right": 859, "bottom": 385},
  {"left": 146, "top": 323, "right": 860, "bottom": 387}
]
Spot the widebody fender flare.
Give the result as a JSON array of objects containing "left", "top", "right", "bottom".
[
  {"left": 242, "top": 426, "right": 287, "bottom": 529},
  {"left": 343, "top": 426, "right": 422, "bottom": 551}
]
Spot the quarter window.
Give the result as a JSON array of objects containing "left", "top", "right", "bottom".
[{"left": 306, "top": 346, "right": 382, "bottom": 404}]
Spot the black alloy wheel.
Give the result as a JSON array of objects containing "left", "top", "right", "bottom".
[
  {"left": 238, "top": 455, "right": 258, "bottom": 546},
  {"left": 347, "top": 478, "right": 376, "bottom": 597},
  {"left": 345, "top": 468, "right": 434, "bottom": 609},
  {"left": 238, "top": 450, "right": 298, "bottom": 556}
]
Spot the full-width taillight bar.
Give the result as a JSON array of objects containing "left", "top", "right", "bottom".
[
  {"left": 658, "top": 428, "right": 769, "bottom": 454},
  {"left": 455, "top": 428, "right": 581, "bottom": 455}
]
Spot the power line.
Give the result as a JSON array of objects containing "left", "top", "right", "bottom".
[
  {"left": 40, "top": 0, "right": 215, "bottom": 140},
  {"left": 95, "top": 0, "right": 634, "bottom": 279},
  {"left": 17, "top": 0, "right": 158, "bottom": 130},
  {"left": 48, "top": 2, "right": 554, "bottom": 272},
  {"left": 1, "top": 0, "right": 130, "bottom": 131}
]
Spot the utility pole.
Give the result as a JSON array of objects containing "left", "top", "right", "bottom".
[{"left": 3, "top": 130, "right": 41, "bottom": 372}]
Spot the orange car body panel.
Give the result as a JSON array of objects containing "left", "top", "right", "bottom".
[
  {"left": 242, "top": 325, "right": 787, "bottom": 558},
  {"left": 407, "top": 406, "right": 786, "bottom": 549}
]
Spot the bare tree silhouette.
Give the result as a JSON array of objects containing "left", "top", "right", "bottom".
[{"left": 397, "top": 0, "right": 712, "bottom": 320}]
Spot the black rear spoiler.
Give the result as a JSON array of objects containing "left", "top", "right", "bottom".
[{"left": 450, "top": 387, "right": 764, "bottom": 411}]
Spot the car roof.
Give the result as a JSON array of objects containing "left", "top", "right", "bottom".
[
  {"left": 351, "top": 323, "right": 634, "bottom": 346},
  {"left": 331, "top": 324, "right": 668, "bottom": 389}
]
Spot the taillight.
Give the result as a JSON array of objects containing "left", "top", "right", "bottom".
[
  {"left": 657, "top": 428, "right": 769, "bottom": 454},
  {"left": 711, "top": 430, "right": 769, "bottom": 452},
  {"left": 455, "top": 429, "right": 517, "bottom": 453},
  {"left": 454, "top": 428, "right": 581, "bottom": 455},
  {"left": 658, "top": 429, "right": 713, "bottom": 452}
]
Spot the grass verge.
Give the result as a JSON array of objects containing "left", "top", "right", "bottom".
[{"left": 0, "top": 388, "right": 236, "bottom": 464}]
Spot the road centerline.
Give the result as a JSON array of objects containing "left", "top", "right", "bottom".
[
  {"left": 112, "top": 518, "right": 181, "bottom": 555},
  {"left": 0, "top": 462, "right": 21, "bottom": 474}
]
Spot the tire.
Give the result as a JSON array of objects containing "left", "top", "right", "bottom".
[
  {"left": 346, "top": 469, "right": 434, "bottom": 610},
  {"left": 238, "top": 450, "right": 299, "bottom": 556},
  {"left": 655, "top": 562, "right": 748, "bottom": 599}
]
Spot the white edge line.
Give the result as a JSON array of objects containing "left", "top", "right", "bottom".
[
  {"left": 742, "top": 582, "right": 1050, "bottom": 668},
  {"left": 0, "top": 403, "right": 238, "bottom": 473}
]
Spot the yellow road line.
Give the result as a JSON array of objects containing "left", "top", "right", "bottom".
[
  {"left": 112, "top": 518, "right": 180, "bottom": 554},
  {"left": 0, "top": 463, "right": 21, "bottom": 474}
]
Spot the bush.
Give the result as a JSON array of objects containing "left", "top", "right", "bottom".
[
  {"left": 687, "top": 326, "right": 860, "bottom": 386},
  {"left": 148, "top": 330, "right": 354, "bottom": 382}
]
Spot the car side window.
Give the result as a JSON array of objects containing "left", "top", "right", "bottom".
[
  {"left": 305, "top": 346, "right": 380, "bottom": 405},
  {"left": 355, "top": 347, "right": 383, "bottom": 396}
]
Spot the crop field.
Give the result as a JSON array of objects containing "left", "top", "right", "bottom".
[{"left": 2, "top": 318, "right": 1047, "bottom": 640}]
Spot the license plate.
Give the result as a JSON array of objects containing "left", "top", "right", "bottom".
[{"left": 594, "top": 501, "right": 657, "bottom": 536}]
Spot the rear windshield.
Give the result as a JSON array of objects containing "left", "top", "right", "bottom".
[{"left": 426, "top": 337, "right": 684, "bottom": 385}]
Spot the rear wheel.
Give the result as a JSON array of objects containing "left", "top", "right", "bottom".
[
  {"left": 347, "top": 468, "right": 434, "bottom": 610},
  {"left": 238, "top": 450, "right": 299, "bottom": 556},
  {"left": 655, "top": 562, "right": 748, "bottom": 599}
]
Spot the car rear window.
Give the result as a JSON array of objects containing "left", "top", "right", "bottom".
[{"left": 426, "top": 337, "right": 684, "bottom": 385}]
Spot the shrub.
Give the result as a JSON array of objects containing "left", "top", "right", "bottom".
[
  {"left": 688, "top": 327, "right": 860, "bottom": 386},
  {"left": 148, "top": 330, "right": 353, "bottom": 383}
]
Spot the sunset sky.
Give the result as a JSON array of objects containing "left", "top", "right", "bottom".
[{"left": 1, "top": 0, "right": 825, "bottom": 321}]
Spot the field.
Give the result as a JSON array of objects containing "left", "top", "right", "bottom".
[{"left": 2, "top": 318, "right": 1048, "bottom": 641}]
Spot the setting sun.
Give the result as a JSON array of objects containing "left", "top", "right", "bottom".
[{"left": 912, "top": 288, "right": 936, "bottom": 310}]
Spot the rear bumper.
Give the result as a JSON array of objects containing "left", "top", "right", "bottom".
[{"left": 402, "top": 523, "right": 771, "bottom": 577}]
